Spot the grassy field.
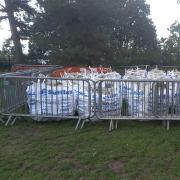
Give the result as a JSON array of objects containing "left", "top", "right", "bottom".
[{"left": 0, "top": 120, "right": 180, "bottom": 179}]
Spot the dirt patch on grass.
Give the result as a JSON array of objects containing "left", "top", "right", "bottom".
[{"left": 108, "top": 160, "right": 125, "bottom": 174}]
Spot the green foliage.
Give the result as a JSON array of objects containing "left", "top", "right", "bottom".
[
  {"left": 29, "top": 0, "right": 157, "bottom": 65},
  {"left": 159, "top": 21, "right": 180, "bottom": 66},
  {"left": 0, "top": 43, "right": 14, "bottom": 70},
  {"left": 4, "top": 0, "right": 180, "bottom": 66},
  {"left": 0, "top": 0, "right": 35, "bottom": 40}
]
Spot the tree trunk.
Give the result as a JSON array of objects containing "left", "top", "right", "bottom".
[{"left": 4, "top": 0, "right": 24, "bottom": 64}]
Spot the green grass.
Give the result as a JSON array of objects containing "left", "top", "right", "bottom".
[{"left": 0, "top": 120, "right": 180, "bottom": 179}]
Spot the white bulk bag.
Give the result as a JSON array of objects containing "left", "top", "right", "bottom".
[{"left": 26, "top": 80, "right": 75, "bottom": 117}]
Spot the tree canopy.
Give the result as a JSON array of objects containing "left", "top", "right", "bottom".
[
  {"left": 159, "top": 21, "right": 180, "bottom": 65},
  {"left": 28, "top": 0, "right": 157, "bottom": 65},
  {"left": 1, "top": 0, "right": 180, "bottom": 67}
]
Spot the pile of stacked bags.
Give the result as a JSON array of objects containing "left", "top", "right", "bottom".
[
  {"left": 26, "top": 67, "right": 180, "bottom": 120},
  {"left": 26, "top": 71, "right": 122, "bottom": 119},
  {"left": 122, "top": 68, "right": 180, "bottom": 116}
]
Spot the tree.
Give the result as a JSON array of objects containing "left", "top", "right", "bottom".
[
  {"left": 29, "top": 0, "right": 113, "bottom": 65},
  {"left": 160, "top": 21, "right": 180, "bottom": 65},
  {"left": 29, "top": 0, "right": 157, "bottom": 66},
  {"left": 0, "top": 0, "right": 35, "bottom": 64},
  {"left": 112, "top": 0, "right": 157, "bottom": 50}
]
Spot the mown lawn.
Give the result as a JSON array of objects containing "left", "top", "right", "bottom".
[{"left": 0, "top": 120, "right": 180, "bottom": 179}]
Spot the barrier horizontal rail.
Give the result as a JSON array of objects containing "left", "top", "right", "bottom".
[{"left": 0, "top": 76, "right": 94, "bottom": 129}]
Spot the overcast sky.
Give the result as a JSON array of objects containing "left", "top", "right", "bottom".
[
  {"left": 146, "top": 0, "right": 180, "bottom": 38},
  {"left": 0, "top": 0, "right": 180, "bottom": 49}
]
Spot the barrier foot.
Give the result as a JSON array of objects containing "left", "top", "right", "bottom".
[
  {"left": 11, "top": 117, "right": 17, "bottom": 126},
  {"left": 80, "top": 120, "right": 86, "bottom": 129},
  {"left": 167, "top": 120, "right": 170, "bottom": 130},
  {"left": 115, "top": 120, "right": 118, "bottom": 129},
  {"left": 75, "top": 118, "right": 81, "bottom": 130},
  {"left": 109, "top": 119, "right": 113, "bottom": 132},
  {"left": 5, "top": 115, "right": 12, "bottom": 126}
]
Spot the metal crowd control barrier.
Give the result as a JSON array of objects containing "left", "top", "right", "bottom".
[
  {"left": 0, "top": 75, "right": 94, "bottom": 129},
  {"left": 96, "top": 79, "right": 180, "bottom": 131},
  {"left": 0, "top": 66, "right": 60, "bottom": 124},
  {"left": 1, "top": 75, "right": 180, "bottom": 131}
]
